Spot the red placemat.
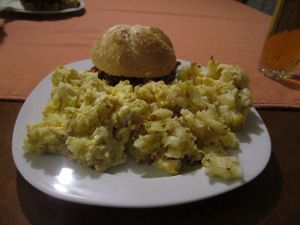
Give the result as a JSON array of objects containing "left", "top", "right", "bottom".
[{"left": 0, "top": 0, "right": 299, "bottom": 108}]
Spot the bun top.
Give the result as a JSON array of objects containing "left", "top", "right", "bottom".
[{"left": 91, "top": 24, "right": 177, "bottom": 78}]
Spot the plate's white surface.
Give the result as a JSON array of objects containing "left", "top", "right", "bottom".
[
  {"left": 2, "top": 0, "right": 84, "bottom": 14},
  {"left": 12, "top": 59, "right": 272, "bottom": 208}
]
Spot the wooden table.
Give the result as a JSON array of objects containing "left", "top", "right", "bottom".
[{"left": 1, "top": 101, "right": 299, "bottom": 225}]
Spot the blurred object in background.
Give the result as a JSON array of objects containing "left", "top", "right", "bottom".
[
  {"left": 238, "top": 0, "right": 276, "bottom": 15},
  {"left": 20, "top": 0, "right": 80, "bottom": 11},
  {"left": 258, "top": 0, "right": 300, "bottom": 82}
]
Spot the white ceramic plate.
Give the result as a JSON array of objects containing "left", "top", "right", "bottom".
[
  {"left": 1, "top": 0, "right": 84, "bottom": 14},
  {"left": 12, "top": 59, "right": 272, "bottom": 208}
]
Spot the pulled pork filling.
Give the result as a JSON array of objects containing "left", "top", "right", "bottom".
[{"left": 90, "top": 61, "right": 181, "bottom": 86}]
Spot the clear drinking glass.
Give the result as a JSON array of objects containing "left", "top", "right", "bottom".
[{"left": 258, "top": 0, "right": 300, "bottom": 82}]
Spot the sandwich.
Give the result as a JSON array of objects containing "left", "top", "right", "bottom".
[{"left": 91, "top": 24, "right": 178, "bottom": 85}]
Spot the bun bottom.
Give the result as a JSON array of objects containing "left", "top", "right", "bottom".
[{"left": 90, "top": 61, "right": 181, "bottom": 86}]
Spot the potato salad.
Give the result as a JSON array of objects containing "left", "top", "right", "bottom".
[{"left": 23, "top": 59, "right": 252, "bottom": 179}]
